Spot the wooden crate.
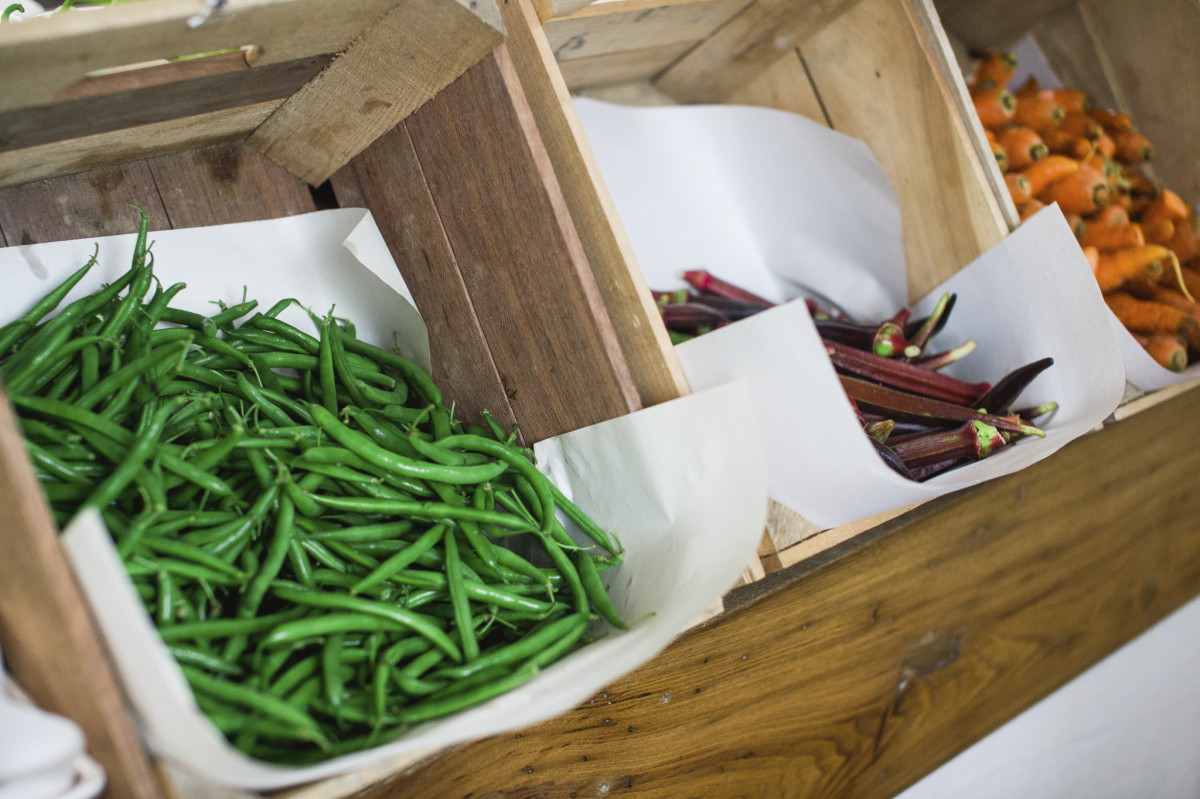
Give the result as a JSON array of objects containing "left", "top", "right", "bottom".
[
  {"left": 0, "top": 0, "right": 505, "bottom": 187},
  {"left": 2, "top": 1, "right": 1198, "bottom": 797},
  {"left": 491, "top": 0, "right": 1015, "bottom": 559},
  {"left": 933, "top": 0, "right": 1200, "bottom": 213}
]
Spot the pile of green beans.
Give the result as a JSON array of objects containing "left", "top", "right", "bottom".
[{"left": 1, "top": 213, "right": 625, "bottom": 764}]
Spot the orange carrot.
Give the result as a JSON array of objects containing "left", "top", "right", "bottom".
[
  {"left": 1021, "top": 154, "right": 1080, "bottom": 196},
  {"left": 988, "top": 140, "right": 1008, "bottom": 173},
  {"left": 972, "top": 87, "right": 1017, "bottom": 128},
  {"left": 1018, "top": 198, "right": 1045, "bottom": 221},
  {"left": 1082, "top": 245, "right": 1101, "bottom": 274},
  {"left": 970, "top": 51, "right": 1017, "bottom": 91},
  {"left": 1040, "top": 127, "right": 1092, "bottom": 159},
  {"left": 1014, "top": 95, "right": 1065, "bottom": 130},
  {"left": 1140, "top": 189, "right": 1190, "bottom": 225},
  {"left": 1168, "top": 217, "right": 1200, "bottom": 264},
  {"left": 1094, "top": 245, "right": 1170, "bottom": 292},
  {"left": 1176, "top": 265, "right": 1200, "bottom": 300},
  {"left": 1057, "top": 111, "right": 1104, "bottom": 141},
  {"left": 1006, "top": 172, "right": 1033, "bottom": 205},
  {"left": 1143, "top": 218, "right": 1175, "bottom": 246},
  {"left": 1079, "top": 220, "right": 1145, "bottom": 251},
  {"left": 1112, "top": 130, "right": 1154, "bottom": 163},
  {"left": 1090, "top": 203, "right": 1130, "bottom": 229},
  {"left": 1132, "top": 333, "right": 1188, "bottom": 371},
  {"left": 1039, "top": 166, "right": 1110, "bottom": 215},
  {"left": 1014, "top": 74, "right": 1039, "bottom": 97},
  {"left": 1094, "top": 133, "right": 1116, "bottom": 159},
  {"left": 997, "top": 126, "right": 1047, "bottom": 170},
  {"left": 1088, "top": 107, "right": 1133, "bottom": 133},
  {"left": 1123, "top": 167, "right": 1157, "bottom": 197},
  {"left": 1143, "top": 285, "right": 1200, "bottom": 318},
  {"left": 1064, "top": 212, "right": 1086, "bottom": 239},
  {"left": 1104, "top": 291, "right": 1200, "bottom": 349},
  {"left": 1037, "top": 88, "right": 1090, "bottom": 115}
]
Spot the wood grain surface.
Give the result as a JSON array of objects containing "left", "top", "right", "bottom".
[
  {"left": 401, "top": 48, "right": 642, "bottom": 441},
  {"left": 797, "top": 0, "right": 1008, "bottom": 300},
  {"left": 330, "top": 124, "right": 521, "bottom": 439},
  {"left": 499, "top": 0, "right": 691, "bottom": 409},
  {"left": 350, "top": 381, "right": 1200, "bottom": 799},
  {"left": 247, "top": 0, "right": 504, "bottom": 185}
]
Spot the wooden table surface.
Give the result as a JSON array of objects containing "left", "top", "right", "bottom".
[{"left": 2, "top": 135, "right": 1198, "bottom": 799}]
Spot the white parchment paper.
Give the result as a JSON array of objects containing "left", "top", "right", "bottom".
[
  {"left": 1, "top": 210, "right": 768, "bottom": 790},
  {"left": 574, "top": 98, "right": 1127, "bottom": 529}
]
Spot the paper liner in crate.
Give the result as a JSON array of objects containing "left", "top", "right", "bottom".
[
  {"left": 0, "top": 209, "right": 768, "bottom": 791},
  {"left": 574, "top": 99, "right": 1126, "bottom": 530}
]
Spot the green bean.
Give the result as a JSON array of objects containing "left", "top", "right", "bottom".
[
  {"left": 181, "top": 667, "right": 327, "bottom": 747},
  {"left": 240, "top": 493, "right": 296, "bottom": 618},
  {"left": 442, "top": 527, "right": 479, "bottom": 661},
  {"left": 0, "top": 247, "right": 97, "bottom": 356},
  {"left": 168, "top": 645, "right": 244, "bottom": 678},
  {"left": 269, "top": 586, "right": 462, "bottom": 662},
  {"left": 83, "top": 395, "right": 187, "bottom": 512},
  {"left": 157, "top": 608, "right": 307, "bottom": 643},
  {"left": 350, "top": 524, "right": 444, "bottom": 595}
]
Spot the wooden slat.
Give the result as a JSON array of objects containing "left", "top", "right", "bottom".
[
  {"left": 558, "top": 42, "right": 694, "bottom": 90},
  {"left": 247, "top": 0, "right": 504, "bottom": 186},
  {"left": 0, "top": 0, "right": 404, "bottom": 112},
  {"left": 147, "top": 142, "right": 318, "bottom": 229},
  {"left": 0, "top": 55, "right": 330, "bottom": 153},
  {"left": 52, "top": 48, "right": 254, "bottom": 103},
  {"left": 798, "top": 0, "right": 1008, "bottom": 300},
  {"left": 544, "top": 0, "right": 750, "bottom": 62},
  {"left": 329, "top": 126, "right": 521, "bottom": 438},
  {"left": 0, "top": 160, "right": 169, "bottom": 245},
  {"left": 401, "top": 47, "right": 642, "bottom": 441},
  {"left": 498, "top": 0, "right": 690, "bottom": 409},
  {"left": 0, "top": 101, "right": 282, "bottom": 189},
  {"left": 349, "top": 383, "right": 1200, "bottom": 799},
  {"left": 0, "top": 391, "right": 166, "bottom": 799},
  {"left": 653, "top": 0, "right": 861, "bottom": 103}
]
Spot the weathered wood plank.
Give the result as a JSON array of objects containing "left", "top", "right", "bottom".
[
  {"left": 402, "top": 47, "right": 642, "bottom": 441},
  {"left": 0, "top": 55, "right": 329, "bottom": 153},
  {"left": 558, "top": 42, "right": 694, "bottom": 90},
  {"left": 349, "top": 383, "right": 1200, "bottom": 798},
  {"left": 247, "top": 0, "right": 504, "bottom": 185},
  {"left": 653, "top": 0, "right": 861, "bottom": 103},
  {"left": 147, "top": 141, "right": 317, "bottom": 229},
  {"left": 329, "top": 126, "right": 521, "bottom": 438},
  {"left": 725, "top": 48, "right": 829, "bottom": 125},
  {"left": 0, "top": 101, "right": 282, "bottom": 189},
  {"left": 498, "top": 0, "right": 691, "bottom": 409},
  {"left": 0, "top": 160, "right": 168, "bottom": 245},
  {"left": 0, "top": 0, "right": 404, "bottom": 112},
  {"left": 544, "top": 0, "right": 750, "bottom": 62}
]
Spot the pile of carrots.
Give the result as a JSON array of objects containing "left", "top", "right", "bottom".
[{"left": 969, "top": 51, "right": 1200, "bottom": 372}]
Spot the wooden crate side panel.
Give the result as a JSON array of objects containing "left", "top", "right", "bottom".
[
  {"left": 1052, "top": 0, "right": 1200, "bottom": 207},
  {"left": 0, "top": 0, "right": 404, "bottom": 113},
  {"left": 499, "top": 0, "right": 691, "bottom": 409},
  {"left": 725, "top": 48, "right": 829, "bottom": 125},
  {"left": 0, "top": 55, "right": 329, "bottom": 154},
  {"left": 347, "top": 383, "right": 1200, "bottom": 799},
  {"left": 329, "top": 127, "right": 522, "bottom": 440},
  {"left": 558, "top": 43, "right": 693, "bottom": 90},
  {"left": 248, "top": 0, "right": 505, "bottom": 185},
  {"left": 932, "top": 0, "right": 1077, "bottom": 50},
  {"left": 0, "top": 101, "right": 281, "bottom": 190},
  {"left": 402, "top": 48, "right": 642, "bottom": 441},
  {"left": 799, "top": 0, "right": 1008, "bottom": 300},
  {"left": 544, "top": 0, "right": 750, "bottom": 62},
  {"left": 653, "top": 0, "right": 862, "bottom": 104},
  {"left": 0, "top": 390, "right": 165, "bottom": 799}
]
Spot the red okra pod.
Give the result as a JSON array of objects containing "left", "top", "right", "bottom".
[
  {"left": 681, "top": 270, "right": 774, "bottom": 309},
  {"left": 887, "top": 420, "right": 1006, "bottom": 469},
  {"left": 971, "top": 357, "right": 1055, "bottom": 414},
  {"left": 825, "top": 339, "right": 991, "bottom": 405},
  {"left": 840, "top": 375, "right": 1046, "bottom": 438}
]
